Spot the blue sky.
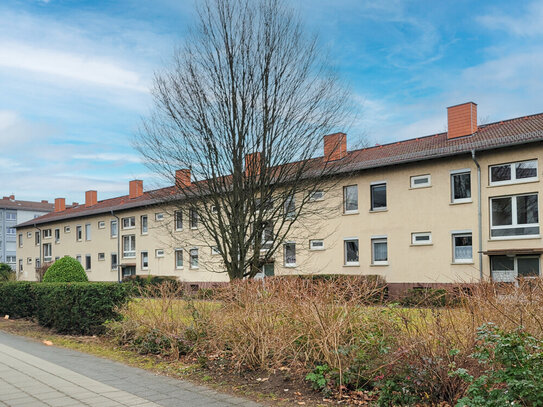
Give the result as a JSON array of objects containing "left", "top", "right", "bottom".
[{"left": 1, "top": 0, "right": 543, "bottom": 202}]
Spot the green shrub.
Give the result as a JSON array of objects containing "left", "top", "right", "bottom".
[
  {"left": 0, "top": 282, "right": 36, "bottom": 318},
  {"left": 34, "top": 283, "right": 131, "bottom": 335},
  {"left": 454, "top": 324, "right": 543, "bottom": 407},
  {"left": 43, "top": 256, "right": 88, "bottom": 283},
  {"left": 0, "top": 263, "right": 15, "bottom": 281}
]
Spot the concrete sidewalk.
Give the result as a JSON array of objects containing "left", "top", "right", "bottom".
[{"left": 0, "top": 331, "right": 261, "bottom": 407}]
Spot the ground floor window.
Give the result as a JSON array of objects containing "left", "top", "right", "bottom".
[
  {"left": 371, "top": 237, "right": 388, "bottom": 265},
  {"left": 452, "top": 233, "right": 472, "bottom": 263},
  {"left": 344, "top": 238, "right": 359, "bottom": 265},
  {"left": 122, "top": 266, "right": 136, "bottom": 278},
  {"left": 254, "top": 263, "right": 274, "bottom": 280},
  {"left": 284, "top": 243, "right": 296, "bottom": 267},
  {"left": 491, "top": 255, "right": 540, "bottom": 282},
  {"left": 175, "top": 249, "right": 183, "bottom": 269}
]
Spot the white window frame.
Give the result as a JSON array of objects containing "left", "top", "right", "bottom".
[
  {"left": 85, "top": 223, "right": 91, "bottom": 241},
  {"left": 76, "top": 225, "right": 82, "bottom": 241},
  {"left": 155, "top": 249, "right": 164, "bottom": 258},
  {"left": 410, "top": 174, "right": 431, "bottom": 189},
  {"left": 411, "top": 232, "right": 432, "bottom": 245},
  {"left": 122, "top": 216, "right": 135, "bottom": 230},
  {"left": 111, "top": 253, "right": 118, "bottom": 271},
  {"left": 27, "top": 232, "right": 32, "bottom": 238},
  {"left": 27, "top": 257, "right": 32, "bottom": 264},
  {"left": 98, "top": 221, "right": 105, "bottom": 229},
  {"left": 370, "top": 181, "right": 387, "bottom": 211},
  {"left": 489, "top": 159, "right": 538, "bottom": 186},
  {"left": 122, "top": 235, "right": 136, "bottom": 258},
  {"left": 6, "top": 212, "right": 16, "bottom": 221},
  {"left": 18, "top": 233, "right": 23, "bottom": 248},
  {"left": 43, "top": 243, "right": 52, "bottom": 262},
  {"left": 450, "top": 169, "right": 472, "bottom": 203},
  {"left": 343, "top": 237, "right": 359, "bottom": 266},
  {"left": 309, "top": 190, "right": 325, "bottom": 202},
  {"left": 175, "top": 211, "right": 183, "bottom": 231},
  {"left": 54, "top": 228, "right": 60, "bottom": 243},
  {"left": 98, "top": 253, "right": 105, "bottom": 261},
  {"left": 6, "top": 227, "right": 15, "bottom": 235},
  {"left": 491, "top": 255, "right": 541, "bottom": 282},
  {"left": 309, "top": 239, "right": 325, "bottom": 251},
  {"left": 141, "top": 215, "right": 148, "bottom": 234},
  {"left": 490, "top": 193, "right": 540, "bottom": 240},
  {"left": 451, "top": 230, "right": 473, "bottom": 264},
  {"left": 85, "top": 254, "right": 91, "bottom": 271},
  {"left": 284, "top": 195, "right": 296, "bottom": 219},
  {"left": 43, "top": 229, "right": 52, "bottom": 239},
  {"left": 64, "top": 226, "right": 70, "bottom": 233},
  {"left": 189, "top": 248, "right": 199, "bottom": 269},
  {"left": 371, "top": 236, "right": 388, "bottom": 265},
  {"left": 343, "top": 185, "right": 359, "bottom": 214},
  {"left": 155, "top": 212, "right": 164, "bottom": 221},
  {"left": 189, "top": 209, "right": 198, "bottom": 229},
  {"left": 141, "top": 251, "right": 149, "bottom": 269},
  {"left": 175, "top": 248, "right": 184, "bottom": 269},
  {"left": 284, "top": 242, "right": 296, "bottom": 267},
  {"left": 110, "top": 220, "right": 118, "bottom": 238}
]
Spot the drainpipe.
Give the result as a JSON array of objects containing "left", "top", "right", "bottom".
[
  {"left": 34, "top": 224, "right": 42, "bottom": 281},
  {"left": 471, "top": 150, "right": 483, "bottom": 281},
  {"left": 111, "top": 210, "right": 121, "bottom": 283}
]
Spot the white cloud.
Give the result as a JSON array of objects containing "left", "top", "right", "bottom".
[
  {"left": 73, "top": 153, "right": 143, "bottom": 164},
  {"left": 478, "top": 2, "right": 543, "bottom": 37},
  {"left": 0, "top": 42, "right": 148, "bottom": 92}
]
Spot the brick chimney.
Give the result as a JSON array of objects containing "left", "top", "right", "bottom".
[
  {"left": 85, "top": 190, "right": 97, "bottom": 207},
  {"left": 324, "top": 133, "right": 347, "bottom": 162},
  {"left": 175, "top": 169, "right": 191, "bottom": 188},
  {"left": 54, "top": 198, "right": 66, "bottom": 212},
  {"left": 129, "top": 180, "right": 143, "bottom": 199},
  {"left": 447, "top": 102, "right": 477, "bottom": 139},
  {"left": 245, "top": 152, "right": 261, "bottom": 176}
]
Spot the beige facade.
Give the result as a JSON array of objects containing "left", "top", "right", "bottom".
[{"left": 16, "top": 104, "right": 543, "bottom": 289}]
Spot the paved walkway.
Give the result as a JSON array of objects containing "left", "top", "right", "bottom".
[{"left": 0, "top": 331, "right": 261, "bottom": 407}]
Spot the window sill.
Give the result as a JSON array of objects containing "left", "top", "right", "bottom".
[
  {"left": 410, "top": 243, "right": 433, "bottom": 247},
  {"left": 343, "top": 263, "right": 360, "bottom": 267},
  {"left": 369, "top": 208, "right": 388, "bottom": 213},
  {"left": 122, "top": 227, "right": 135, "bottom": 230},
  {"left": 451, "top": 262, "right": 474, "bottom": 265},
  {"left": 450, "top": 200, "right": 472, "bottom": 205},
  {"left": 489, "top": 235, "right": 541, "bottom": 241},
  {"left": 409, "top": 185, "right": 431, "bottom": 190},
  {"left": 123, "top": 255, "right": 136, "bottom": 259},
  {"left": 309, "top": 248, "right": 325, "bottom": 251},
  {"left": 488, "top": 179, "right": 539, "bottom": 188},
  {"left": 190, "top": 227, "right": 198, "bottom": 230},
  {"left": 142, "top": 267, "right": 149, "bottom": 271},
  {"left": 176, "top": 267, "right": 184, "bottom": 270},
  {"left": 141, "top": 232, "right": 148, "bottom": 236},
  {"left": 111, "top": 236, "right": 118, "bottom": 239},
  {"left": 343, "top": 211, "right": 359, "bottom": 216},
  {"left": 190, "top": 267, "right": 200, "bottom": 270},
  {"left": 174, "top": 229, "right": 183, "bottom": 232},
  {"left": 370, "top": 263, "right": 388, "bottom": 267},
  {"left": 285, "top": 264, "right": 297, "bottom": 268}
]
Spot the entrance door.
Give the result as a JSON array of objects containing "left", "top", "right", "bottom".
[{"left": 122, "top": 266, "right": 136, "bottom": 279}]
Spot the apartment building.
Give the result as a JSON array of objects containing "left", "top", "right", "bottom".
[
  {"left": 0, "top": 196, "right": 53, "bottom": 270},
  {"left": 16, "top": 102, "right": 543, "bottom": 293}
]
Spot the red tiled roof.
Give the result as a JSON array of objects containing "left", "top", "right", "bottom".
[
  {"left": 0, "top": 198, "right": 54, "bottom": 212},
  {"left": 17, "top": 112, "right": 543, "bottom": 228}
]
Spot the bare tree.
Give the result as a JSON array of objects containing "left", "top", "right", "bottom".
[{"left": 136, "top": 0, "right": 357, "bottom": 280}]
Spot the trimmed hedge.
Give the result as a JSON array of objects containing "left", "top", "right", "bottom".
[
  {"left": 0, "top": 282, "right": 37, "bottom": 318},
  {"left": 0, "top": 282, "right": 132, "bottom": 335},
  {"left": 43, "top": 256, "right": 88, "bottom": 283}
]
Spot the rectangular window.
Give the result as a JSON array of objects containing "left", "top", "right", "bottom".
[
  {"left": 309, "top": 239, "right": 324, "bottom": 250},
  {"left": 54, "top": 228, "right": 60, "bottom": 243},
  {"left": 6, "top": 227, "right": 15, "bottom": 235},
  {"left": 36, "top": 258, "right": 41, "bottom": 268},
  {"left": 19, "top": 259, "right": 23, "bottom": 272},
  {"left": 371, "top": 183, "right": 387, "bottom": 211},
  {"left": 490, "top": 160, "right": 538, "bottom": 185},
  {"left": 155, "top": 249, "right": 164, "bottom": 258},
  {"left": 110, "top": 220, "right": 118, "bottom": 238},
  {"left": 284, "top": 243, "right": 296, "bottom": 266},
  {"left": 344, "top": 238, "right": 359, "bottom": 266},
  {"left": 155, "top": 212, "right": 164, "bottom": 221},
  {"left": 98, "top": 221, "right": 105, "bottom": 229},
  {"left": 491, "top": 255, "right": 540, "bottom": 282},
  {"left": 371, "top": 237, "right": 388, "bottom": 265},
  {"left": 85, "top": 255, "right": 91, "bottom": 271},
  {"left": 122, "top": 216, "right": 135, "bottom": 229},
  {"left": 451, "top": 170, "right": 471, "bottom": 203},
  {"left": 141, "top": 251, "right": 148, "bottom": 269},
  {"left": 64, "top": 226, "right": 71, "bottom": 233},
  {"left": 111, "top": 253, "right": 118, "bottom": 270},
  {"left": 141, "top": 215, "right": 148, "bottom": 234},
  {"left": 190, "top": 248, "right": 199, "bottom": 269},
  {"left": 309, "top": 190, "right": 325, "bottom": 201},
  {"left": 490, "top": 194, "right": 539, "bottom": 238},
  {"left": 122, "top": 235, "right": 136, "bottom": 258},
  {"left": 43, "top": 243, "right": 52, "bottom": 262},
  {"left": 343, "top": 185, "right": 358, "bottom": 213},
  {"left": 6, "top": 212, "right": 16, "bottom": 221},
  {"left": 76, "top": 255, "right": 81, "bottom": 264},
  {"left": 98, "top": 253, "right": 105, "bottom": 261},
  {"left": 452, "top": 232, "right": 472, "bottom": 263},
  {"left": 6, "top": 256, "right": 15, "bottom": 264},
  {"left": 76, "top": 226, "right": 82, "bottom": 241},
  {"left": 85, "top": 224, "right": 91, "bottom": 241},
  {"left": 175, "top": 249, "right": 183, "bottom": 269},
  {"left": 284, "top": 195, "right": 295, "bottom": 219},
  {"left": 412, "top": 232, "right": 432, "bottom": 245},
  {"left": 260, "top": 222, "right": 273, "bottom": 250},
  {"left": 43, "top": 229, "right": 52, "bottom": 238},
  {"left": 175, "top": 211, "right": 183, "bottom": 231},
  {"left": 410, "top": 175, "right": 431, "bottom": 188},
  {"left": 35, "top": 231, "right": 40, "bottom": 245},
  {"left": 189, "top": 209, "right": 198, "bottom": 229},
  {"left": 18, "top": 234, "right": 22, "bottom": 248}
]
